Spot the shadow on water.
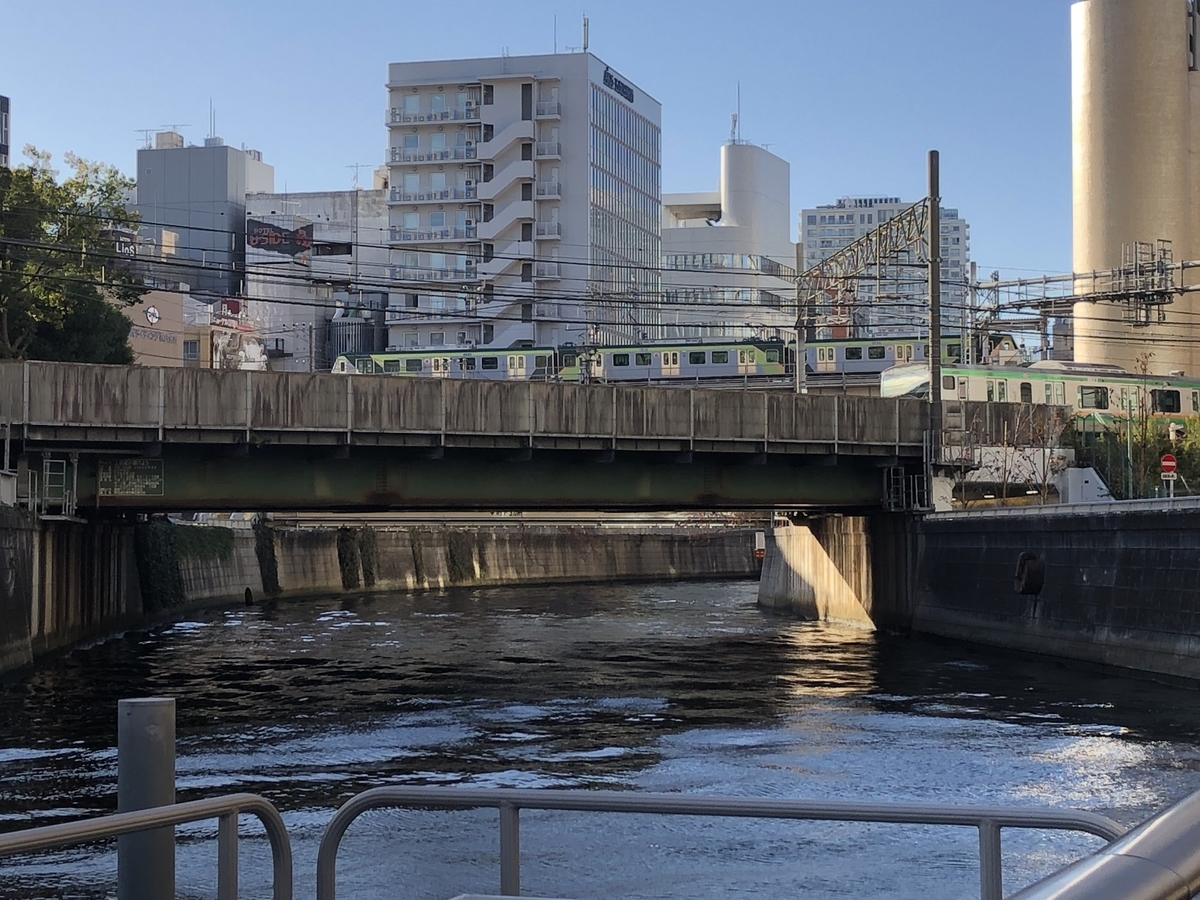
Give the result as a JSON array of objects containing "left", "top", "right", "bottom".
[{"left": 1, "top": 579, "right": 1199, "bottom": 899}]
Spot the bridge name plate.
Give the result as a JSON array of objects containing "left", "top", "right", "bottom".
[{"left": 98, "top": 459, "right": 165, "bottom": 497}]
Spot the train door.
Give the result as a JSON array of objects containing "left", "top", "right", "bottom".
[
  {"left": 1044, "top": 381, "right": 1065, "bottom": 406},
  {"left": 661, "top": 350, "right": 680, "bottom": 377},
  {"left": 506, "top": 354, "right": 527, "bottom": 380},
  {"left": 738, "top": 348, "right": 757, "bottom": 376},
  {"left": 895, "top": 344, "right": 914, "bottom": 363},
  {"left": 816, "top": 346, "right": 836, "bottom": 372}
]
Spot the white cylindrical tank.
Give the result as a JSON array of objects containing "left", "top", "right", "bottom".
[
  {"left": 1072, "top": 0, "right": 1194, "bottom": 374},
  {"left": 719, "top": 142, "right": 791, "bottom": 252}
]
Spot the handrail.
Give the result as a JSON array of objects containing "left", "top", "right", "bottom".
[
  {"left": 316, "top": 786, "right": 1124, "bottom": 900},
  {"left": 1011, "top": 788, "right": 1200, "bottom": 899},
  {"left": 0, "top": 793, "right": 293, "bottom": 900},
  {"left": 928, "top": 494, "right": 1200, "bottom": 520}
]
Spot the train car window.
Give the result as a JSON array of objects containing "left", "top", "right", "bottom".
[
  {"left": 384, "top": 359, "right": 401, "bottom": 373},
  {"left": 1044, "top": 383, "right": 1053, "bottom": 404},
  {"left": 712, "top": 350, "right": 729, "bottom": 364},
  {"left": 765, "top": 349, "right": 779, "bottom": 363},
  {"left": 1079, "top": 385, "right": 1109, "bottom": 409},
  {"left": 535, "top": 355, "right": 550, "bottom": 369},
  {"left": 1020, "top": 382, "right": 1033, "bottom": 404},
  {"left": 922, "top": 344, "right": 930, "bottom": 358},
  {"left": 432, "top": 359, "right": 443, "bottom": 372},
  {"left": 635, "top": 353, "right": 651, "bottom": 366},
  {"left": 997, "top": 381, "right": 1007, "bottom": 402},
  {"left": 1193, "top": 391, "right": 1199, "bottom": 413},
  {"left": 462, "top": 357, "right": 476, "bottom": 370},
  {"left": 868, "top": 346, "right": 885, "bottom": 360},
  {"left": 817, "top": 348, "right": 826, "bottom": 362},
  {"left": 947, "top": 343, "right": 962, "bottom": 361},
  {"left": 613, "top": 353, "right": 630, "bottom": 367},
  {"left": 942, "top": 375, "right": 955, "bottom": 392},
  {"left": 562, "top": 354, "right": 577, "bottom": 368},
  {"left": 1152, "top": 389, "right": 1182, "bottom": 413},
  {"left": 482, "top": 357, "right": 499, "bottom": 370},
  {"left": 986, "top": 381, "right": 995, "bottom": 402},
  {"left": 689, "top": 351, "right": 706, "bottom": 365},
  {"left": 957, "top": 378, "right": 968, "bottom": 399},
  {"left": 405, "top": 359, "right": 422, "bottom": 373},
  {"left": 845, "top": 347, "right": 863, "bottom": 360}
]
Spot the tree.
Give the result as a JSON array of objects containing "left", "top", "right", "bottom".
[{"left": 0, "top": 147, "right": 144, "bottom": 361}]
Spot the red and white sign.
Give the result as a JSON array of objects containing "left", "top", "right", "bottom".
[{"left": 1161, "top": 454, "right": 1178, "bottom": 473}]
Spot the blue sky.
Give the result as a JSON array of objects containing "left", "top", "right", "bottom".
[{"left": 1, "top": 0, "right": 1075, "bottom": 276}]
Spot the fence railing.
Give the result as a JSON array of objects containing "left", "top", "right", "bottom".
[
  {"left": 315, "top": 786, "right": 1125, "bottom": 900},
  {"left": 0, "top": 793, "right": 293, "bottom": 900}
]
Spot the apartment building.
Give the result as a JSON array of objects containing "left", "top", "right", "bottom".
[
  {"left": 384, "top": 52, "right": 661, "bottom": 351},
  {"left": 662, "top": 142, "right": 796, "bottom": 341},
  {"left": 799, "top": 196, "right": 970, "bottom": 337}
]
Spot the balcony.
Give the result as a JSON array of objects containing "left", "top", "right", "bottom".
[
  {"left": 388, "top": 147, "right": 478, "bottom": 164},
  {"left": 535, "top": 142, "right": 561, "bottom": 159},
  {"left": 534, "top": 262, "right": 561, "bottom": 279},
  {"left": 388, "top": 107, "right": 480, "bottom": 125},
  {"left": 388, "top": 187, "right": 478, "bottom": 203},
  {"left": 388, "top": 226, "right": 478, "bottom": 243},
  {"left": 390, "top": 266, "right": 477, "bottom": 283},
  {"left": 535, "top": 222, "right": 561, "bottom": 239},
  {"left": 535, "top": 181, "right": 561, "bottom": 199},
  {"left": 535, "top": 101, "right": 561, "bottom": 119}
]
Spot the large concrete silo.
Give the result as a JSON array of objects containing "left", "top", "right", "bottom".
[{"left": 1071, "top": 0, "right": 1196, "bottom": 374}]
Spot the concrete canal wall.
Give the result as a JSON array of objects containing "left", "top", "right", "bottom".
[
  {"left": 910, "top": 504, "right": 1200, "bottom": 681},
  {"left": 1, "top": 518, "right": 761, "bottom": 675},
  {"left": 758, "top": 502, "right": 1200, "bottom": 681}
]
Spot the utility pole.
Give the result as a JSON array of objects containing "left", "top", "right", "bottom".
[{"left": 928, "top": 150, "right": 942, "bottom": 469}]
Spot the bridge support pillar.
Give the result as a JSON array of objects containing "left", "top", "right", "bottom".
[{"left": 758, "top": 513, "right": 919, "bottom": 629}]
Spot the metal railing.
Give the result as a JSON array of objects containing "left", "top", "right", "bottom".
[
  {"left": 928, "top": 493, "right": 1200, "bottom": 520},
  {"left": 0, "top": 793, "right": 293, "bottom": 900},
  {"left": 315, "top": 786, "right": 1124, "bottom": 900},
  {"left": 1011, "top": 788, "right": 1200, "bottom": 899}
]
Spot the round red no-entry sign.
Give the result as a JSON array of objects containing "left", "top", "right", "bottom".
[{"left": 1162, "top": 453, "right": 1178, "bottom": 473}]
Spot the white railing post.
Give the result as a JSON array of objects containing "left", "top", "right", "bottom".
[{"left": 117, "top": 697, "right": 175, "bottom": 900}]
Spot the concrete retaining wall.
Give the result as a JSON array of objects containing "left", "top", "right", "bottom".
[{"left": 912, "top": 508, "right": 1200, "bottom": 680}]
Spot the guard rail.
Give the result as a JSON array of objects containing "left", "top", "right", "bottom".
[
  {"left": 0, "top": 793, "right": 292, "bottom": 900},
  {"left": 315, "top": 786, "right": 1125, "bottom": 900}
]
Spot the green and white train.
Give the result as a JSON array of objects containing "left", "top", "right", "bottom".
[{"left": 882, "top": 360, "right": 1200, "bottom": 422}]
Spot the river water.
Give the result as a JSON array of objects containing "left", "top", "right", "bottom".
[{"left": 1, "top": 579, "right": 1199, "bottom": 899}]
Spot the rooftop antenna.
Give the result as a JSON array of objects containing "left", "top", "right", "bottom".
[
  {"left": 729, "top": 113, "right": 737, "bottom": 144},
  {"left": 135, "top": 129, "right": 156, "bottom": 149},
  {"left": 554, "top": 14, "right": 557, "bottom": 53},
  {"left": 208, "top": 98, "right": 215, "bottom": 139},
  {"left": 737, "top": 82, "right": 742, "bottom": 142},
  {"left": 347, "top": 162, "right": 369, "bottom": 189},
  {"left": 583, "top": 15, "right": 589, "bottom": 52}
]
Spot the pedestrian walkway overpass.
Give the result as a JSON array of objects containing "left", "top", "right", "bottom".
[{"left": 0, "top": 362, "right": 930, "bottom": 512}]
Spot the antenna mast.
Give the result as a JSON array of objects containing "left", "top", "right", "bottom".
[{"left": 583, "top": 15, "right": 589, "bottom": 52}]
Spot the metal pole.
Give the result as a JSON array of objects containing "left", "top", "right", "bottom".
[
  {"left": 118, "top": 697, "right": 175, "bottom": 900},
  {"left": 499, "top": 802, "right": 520, "bottom": 896},
  {"left": 928, "top": 150, "right": 943, "bottom": 468},
  {"left": 978, "top": 819, "right": 1003, "bottom": 900}
]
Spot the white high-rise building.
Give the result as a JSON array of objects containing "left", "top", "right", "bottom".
[
  {"left": 661, "top": 142, "right": 796, "bottom": 341},
  {"left": 798, "top": 196, "right": 970, "bottom": 337},
  {"left": 384, "top": 53, "right": 661, "bottom": 352}
]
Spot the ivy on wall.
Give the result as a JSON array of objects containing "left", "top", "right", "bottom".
[{"left": 337, "top": 527, "right": 362, "bottom": 590}]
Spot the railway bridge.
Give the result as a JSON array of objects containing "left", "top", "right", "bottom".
[{"left": 1, "top": 362, "right": 931, "bottom": 513}]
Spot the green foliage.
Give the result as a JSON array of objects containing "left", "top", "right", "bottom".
[
  {"left": 0, "top": 148, "right": 145, "bottom": 360},
  {"left": 409, "top": 530, "right": 425, "bottom": 585},
  {"left": 358, "top": 527, "right": 378, "bottom": 588},
  {"left": 253, "top": 519, "right": 280, "bottom": 596},
  {"left": 337, "top": 527, "right": 361, "bottom": 590},
  {"left": 173, "top": 525, "right": 234, "bottom": 563},
  {"left": 446, "top": 531, "right": 475, "bottom": 583},
  {"left": 133, "top": 520, "right": 186, "bottom": 612}
]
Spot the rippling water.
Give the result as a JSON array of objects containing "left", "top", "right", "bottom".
[{"left": 2, "top": 580, "right": 1200, "bottom": 899}]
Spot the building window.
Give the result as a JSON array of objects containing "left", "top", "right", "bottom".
[
  {"left": 430, "top": 332, "right": 445, "bottom": 346},
  {"left": 405, "top": 293, "right": 419, "bottom": 309},
  {"left": 483, "top": 323, "right": 494, "bottom": 343},
  {"left": 521, "top": 302, "right": 533, "bottom": 321},
  {"left": 430, "top": 211, "right": 446, "bottom": 228},
  {"left": 404, "top": 332, "right": 418, "bottom": 346},
  {"left": 403, "top": 212, "right": 419, "bottom": 230},
  {"left": 521, "top": 83, "right": 533, "bottom": 120},
  {"left": 521, "top": 143, "right": 533, "bottom": 161},
  {"left": 183, "top": 340, "right": 200, "bottom": 361},
  {"left": 521, "top": 183, "right": 533, "bottom": 201},
  {"left": 483, "top": 84, "right": 494, "bottom": 105},
  {"left": 521, "top": 222, "right": 533, "bottom": 240},
  {"left": 457, "top": 331, "right": 467, "bottom": 344},
  {"left": 521, "top": 262, "right": 533, "bottom": 282},
  {"left": 404, "top": 94, "right": 420, "bottom": 114},
  {"left": 431, "top": 93, "right": 445, "bottom": 112},
  {"left": 430, "top": 133, "right": 446, "bottom": 152},
  {"left": 403, "top": 134, "right": 418, "bottom": 150}
]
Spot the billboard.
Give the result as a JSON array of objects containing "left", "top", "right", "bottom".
[{"left": 246, "top": 219, "right": 313, "bottom": 266}]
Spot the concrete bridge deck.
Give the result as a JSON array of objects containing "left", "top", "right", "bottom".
[{"left": 1, "top": 363, "right": 930, "bottom": 511}]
